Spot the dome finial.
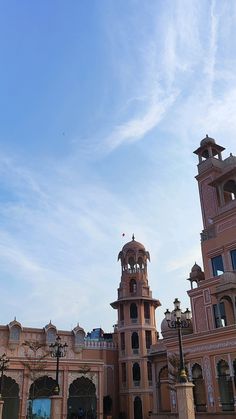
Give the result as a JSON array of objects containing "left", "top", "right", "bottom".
[{"left": 132, "top": 234, "right": 135, "bottom": 241}]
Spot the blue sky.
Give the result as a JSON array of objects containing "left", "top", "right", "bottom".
[{"left": 1, "top": 0, "right": 236, "bottom": 333}]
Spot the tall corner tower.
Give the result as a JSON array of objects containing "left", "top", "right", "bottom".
[
  {"left": 111, "top": 236, "right": 161, "bottom": 419},
  {"left": 189, "top": 135, "right": 236, "bottom": 333},
  {"left": 194, "top": 135, "right": 236, "bottom": 277}
]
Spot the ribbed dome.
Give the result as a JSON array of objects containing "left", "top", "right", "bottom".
[
  {"left": 200, "top": 135, "right": 216, "bottom": 147},
  {"left": 188, "top": 262, "right": 205, "bottom": 282},
  {"left": 118, "top": 236, "right": 150, "bottom": 263},
  {"left": 191, "top": 263, "right": 202, "bottom": 273},
  {"left": 161, "top": 314, "right": 193, "bottom": 339},
  {"left": 122, "top": 239, "right": 146, "bottom": 253}
]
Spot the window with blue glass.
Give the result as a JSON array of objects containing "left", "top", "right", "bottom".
[
  {"left": 230, "top": 249, "right": 236, "bottom": 270},
  {"left": 211, "top": 255, "right": 224, "bottom": 276}
]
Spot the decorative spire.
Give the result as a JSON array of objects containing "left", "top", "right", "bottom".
[{"left": 132, "top": 234, "right": 135, "bottom": 241}]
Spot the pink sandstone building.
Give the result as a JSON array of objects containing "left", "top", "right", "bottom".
[{"left": 0, "top": 136, "right": 236, "bottom": 419}]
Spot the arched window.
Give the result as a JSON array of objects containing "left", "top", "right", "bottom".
[
  {"left": 9, "top": 326, "right": 20, "bottom": 342},
  {"left": 223, "top": 179, "right": 236, "bottom": 203},
  {"left": 144, "top": 302, "right": 150, "bottom": 320},
  {"left": 131, "top": 332, "right": 139, "bottom": 352},
  {"left": 133, "top": 363, "right": 141, "bottom": 385},
  {"left": 130, "top": 303, "right": 138, "bottom": 321},
  {"left": 128, "top": 256, "right": 135, "bottom": 272},
  {"left": 134, "top": 396, "right": 143, "bottom": 419},
  {"left": 217, "top": 360, "right": 234, "bottom": 411},
  {"left": 75, "top": 330, "right": 85, "bottom": 346},
  {"left": 138, "top": 257, "right": 144, "bottom": 271},
  {"left": 192, "top": 364, "right": 207, "bottom": 412},
  {"left": 46, "top": 328, "right": 56, "bottom": 344},
  {"left": 130, "top": 279, "right": 137, "bottom": 293},
  {"left": 158, "top": 366, "right": 171, "bottom": 412}
]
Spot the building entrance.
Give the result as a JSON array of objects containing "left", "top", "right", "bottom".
[
  {"left": 67, "top": 376, "right": 97, "bottom": 419},
  {"left": 27, "top": 375, "right": 56, "bottom": 419},
  {"left": 0, "top": 375, "right": 19, "bottom": 419}
]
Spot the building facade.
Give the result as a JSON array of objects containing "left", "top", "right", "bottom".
[
  {"left": 0, "top": 135, "right": 236, "bottom": 419},
  {"left": 150, "top": 135, "right": 236, "bottom": 418}
]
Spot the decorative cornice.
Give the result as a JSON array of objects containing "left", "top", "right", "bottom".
[{"left": 187, "top": 339, "right": 236, "bottom": 354}]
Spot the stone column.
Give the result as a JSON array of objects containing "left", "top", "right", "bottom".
[
  {"left": 175, "top": 382, "right": 195, "bottom": 419},
  {"left": 0, "top": 400, "right": 4, "bottom": 419},
  {"left": 151, "top": 363, "right": 158, "bottom": 415},
  {"left": 50, "top": 395, "right": 63, "bottom": 419}
]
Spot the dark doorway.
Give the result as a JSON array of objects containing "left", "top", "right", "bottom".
[
  {"left": 0, "top": 375, "right": 19, "bottom": 419},
  {"left": 103, "top": 395, "right": 112, "bottom": 416},
  {"left": 134, "top": 396, "right": 143, "bottom": 419},
  {"left": 67, "top": 376, "right": 97, "bottom": 419}
]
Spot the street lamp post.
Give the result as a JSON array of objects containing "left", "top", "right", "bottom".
[
  {"left": 0, "top": 353, "right": 9, "bottom": 399},
  {"left": 50, "top": 335, "right": 67, "bottom": 395},
  {"left": 165, "top": 298, "right": 191, "bottom": 383}
]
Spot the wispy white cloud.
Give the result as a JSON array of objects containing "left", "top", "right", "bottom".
[
  {"left": 104, "top": 93, "right": 178, "bottom": 151},
  {"left": 1, "top": 1, "right": 236, "bottom": 333}
]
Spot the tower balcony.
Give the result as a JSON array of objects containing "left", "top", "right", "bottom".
[
  {"left": 118, "top": 287, "right": 152, "bottom": 299},
  {"left": 201, "top": 225, "right": 216, "bottom": 241}
]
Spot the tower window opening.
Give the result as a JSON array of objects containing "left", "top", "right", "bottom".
[
  {"left": 138, "top": 256, "right": 144, "bottom": 271},
  {"left": 231, "top": 249, "right": 236, "bottom": 270},
  {"left": 133, "top": 363, "right": 141, "bottom": 383},
  {"left": 130, "top": 303, "right": 138, "bottom": 320},
  {"left": 213, "top": 302, "right": 227, "bottom": 328},
  {"left": 145, "top": 330, "right": 152, "bottom": 349},
  {"left": 131, "top": 332, "right": 139, "bottom": 350},
  {"left": 201, "top": 149, "right": 210, "bottom": 160},
  {"left": 121, "top": 363, "right": 126, "bottom": 383},
  {"left": 120, "top": 332, "right": 125, "bottom": 350},
  {"left": 211, "top": 255, "right": 224, "bottom": 276},
  {"left": 144, "top": 302, "right": 150, "bottom": 319},
  {"left": 130, "top": 279, "right": 137, "bottom": 293},
  {"left": 128, "top": 256, "right": 135, "bottom": 272},
  {"left": 223, "top": 180, "right": 236, "bottom": 203}
]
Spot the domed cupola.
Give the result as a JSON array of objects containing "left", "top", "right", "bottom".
[
  {"left": 200, "top": 135, "right": 216, "bottom": 147},
  {"left": 187, "top": 263, "right": 205, "bottom": 289},
  {"left": 118, "top": 235, "right": 150, "bottom": 273},
  {"left": 194, "top": 134, "right": 225, "bottom": 164},
  {"left": 161, "top": 312, "right": 193, "bottom": 339}
]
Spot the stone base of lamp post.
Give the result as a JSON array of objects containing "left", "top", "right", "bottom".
[
  {"left": 50, "top": 395, "right": 63, "bottom": 419},
  {"left": 0, "top": 400, "right": 4, "bottom": 419},
  {"left": 175, "top": 382, "right": 195, "bottom": 419}
]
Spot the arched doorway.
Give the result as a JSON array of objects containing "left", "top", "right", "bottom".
[
  {"left": 158, "top": 366, "right": 171, "bottom": 412},
  {"left": 27, "top": 375, "right": 57, "bottom": 419},
  {"left": 103, "top": 395, "right": 112, "bottom": 416},
  {"left": 192, "top": 364, "right": 207, "bottom": 412},
  {"left": 0, "top": 375, "right": 19, "bottom": 419},
  {"left": 67, "top": 376, "right": 96, "bottom": 419},
  {"left": 133, "top": 396, "right": 143, "bottom": 419},
  {"left": 217, "top": 360, "right": 234, "bottom": 411}
]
